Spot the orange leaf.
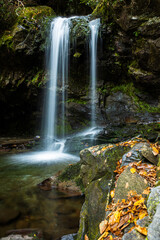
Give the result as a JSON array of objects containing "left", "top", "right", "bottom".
[
  {"left": 139, "top": 211, "right": 148, "bottom": 220},
  {"left": 135, "top": 225, "right": 147, "bottom": 236},
  {"left": 85, "top": 234, "right": 89, "bottom": 240},
  {"left": 142, "top": 187, "right": 150, "bottom": 195},
  {"left": 110, "top": 190, "right": 115, "bottom": 198},
  {"left": 152, "top": 146, "right": 159, "bottom": 156},
  {"left": 130, "top": 168, "right": 136, "bottom": 174},
  {"left": 99, "top": 220, "right": 108, "bottom": 234}
]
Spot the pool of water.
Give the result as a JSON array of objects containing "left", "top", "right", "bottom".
[{"left": 0, "top": 151, "right": 83, "bottom": 239}]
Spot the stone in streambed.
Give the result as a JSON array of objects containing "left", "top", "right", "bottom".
[{"left": 0, "top": 207, "right": 20, "bottom": 224}]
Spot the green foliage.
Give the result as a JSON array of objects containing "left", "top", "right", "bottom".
[{"left": 0, "top": 34, "right": 13, "bottom": 49}]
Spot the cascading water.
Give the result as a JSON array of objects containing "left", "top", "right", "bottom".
[
  {"left": 41, "top": 16, "right": 101, "bottom": 153},
  {"left": 44, "top": 17, "right": 70, "bottom": 150},
  {"left": 89, "top": 19, "right": 100, "bottom": 128}
]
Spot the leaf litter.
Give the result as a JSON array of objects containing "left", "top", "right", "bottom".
[{"left": 97, "top": 140, "right": 159, "bottom": 240}]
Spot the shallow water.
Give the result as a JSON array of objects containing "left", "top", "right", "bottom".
[{"left": 0, "top": 152, "right": 83, "bottom": 239}]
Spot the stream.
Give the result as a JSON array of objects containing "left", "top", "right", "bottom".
[{"left": 0, "top": 151, "right": 83, "bottom": 239}]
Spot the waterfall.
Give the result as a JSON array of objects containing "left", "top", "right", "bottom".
[
  {"left": 89, "top": 19, "right": 100, "bottom": 128},
  {"left": 43, "top": 16, "right": 100, "bottom": 151},
  {"left": 44, "top": 17, "right": 70, "bottom": 149}
]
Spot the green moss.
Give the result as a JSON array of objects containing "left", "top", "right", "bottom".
[
  {"left": 58, "top": 162, "right": 85, "bottom": 192},
  {"left": 73, "top": 52, "right": 82, "bottom": 58},
  {"left": 58, "top": 162, "right": 81, "bottom": 181},
  {"left": 67, "top": 98, "right": 87, "bottom": 104},
  {"left": 109, "top": 82, "right": 160, "bottom": 113},
  {"left": 0, "top": 33, "right": 13, "bottom": 49},
  {"left": 92, "top": 0, "right": 112, "bottom": 22},
  {"left": 31, "top": 71, "right": 43, "bottom": 85},
  {"left": 17, "top": 6, "right": 55, "bottom": 24}
]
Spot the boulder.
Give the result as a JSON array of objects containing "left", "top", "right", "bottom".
[
  {"left": 0, "top": 207, "right": 20, "bottom": 224},
  {"left": 80, "top": 143, "right": 130, "bottom": 187},
  {"left": 122, "top": 142, "right": 158, "bottom": 166},
  {"left": 147, "top": 186, "right": 160, "bottom": 217},
  {"left": 147, "top": 204, "right": 160, "bottom": 240},
  {"left": 77, "top": 173, "right": 114, "bottom": 240},
  {"left": 114, "top": 167, "right": 149, "bottom": 202}
]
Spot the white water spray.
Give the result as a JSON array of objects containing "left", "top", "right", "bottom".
[
  {"left": 89, "top": 19, "right": 100, "bottom": 128},
  {"left": 44, "top": 17, "right": 70, "bottom": 149}
]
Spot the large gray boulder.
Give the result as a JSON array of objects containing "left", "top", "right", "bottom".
[{"left": 114, "top": 166, "right": 149, "bottom": 202}]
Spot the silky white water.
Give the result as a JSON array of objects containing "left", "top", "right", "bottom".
[
  {"left": 89, "top": 19, "right": 100, "bottom": 128},
  {"left": 44, "top": 17, "right": 70, "bottom": 149}
]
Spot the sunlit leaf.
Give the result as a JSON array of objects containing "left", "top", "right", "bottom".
[
  {"left": 134, "top": 198, "right": 144, "bottom": 206},
  {"left": 110, "top": 190, "right": 115, "bottom": 198},
  {"left": 139, "top": 211, "right": 148, "bottom": 220},
  {"left": 152, "top": 146, "right": 159, "bottom": 156},
  {"left": 113, "top": 211, "right": 121, "bottom": 223},
  {"left": 130, "top": 168, "right": 136, "bottom": 173},
  {"left": 135, "top": 225, "right": 147, "bottom": 236},
  {"left": 99, "top": 219, "right": 108, "bottom": 234},
  {"left": 85, "top": 234, "right": 89, "bottom": 240}
]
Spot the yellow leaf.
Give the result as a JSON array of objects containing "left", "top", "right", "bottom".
[
  {"left": 135, "top": 225, "right": 147, "bottom": 236},
  {"left": 110, "top": 190, "right": 115, "bottom": 198},
  {"left": 109, "top": 236, "right": 113, "bottom": 240},
  {"left": 113, "top": 210, "right": 121, "bottom": 223},
  {"left": 98, "top": 231, "right": 109, "bottom": 240},
  {"left": 130, "top": 168, "right": 136, "bottom": 174},
  {"left": 134, "top": 198, "right": 144, "bottom": 206},
  {"left": 139, "top": 211, "right": 148, "bottom": 220}
]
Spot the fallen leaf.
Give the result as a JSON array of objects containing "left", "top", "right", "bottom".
[
  {"left": 135, "top": 225, "right": 147, "bottom": 236},
  {"left": 85, "top": 234, "right": 89, "bottom": 240},
  {"left": 139, "top": 210, "right": 148, "bottom": 220},
  {"left": 126, "top": 152, "right": 132, "bottom": 157},
  {"left": 98, "top": 231, "right": 109, "bottom": 240},
  {"left": 130, "top": 168, "right": 136, "bottom": 174},
  {"left": 142, "top": 187, "right": 150, "bottom": 195},
  {"left": 125, "top": 182, "right": 129, "bottom": 188},
  {"left": 114, "top": 211, "right": 121, "bottom": 223},
  {"left": 152, "top": 146, "right": 159, "bottom": 156},
  {"left": 99, "top": 219, "right": 108, "bottom": 234},
  {"left": 134, "top": 198, "right": 144, "bottom": 206},
  {"left": 110, "top": 190, "right": 115, "bottom": 198}
]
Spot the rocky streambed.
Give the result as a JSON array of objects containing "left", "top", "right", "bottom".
[{"left": 36, "top": 136, "right": 160, "bottom": 240}]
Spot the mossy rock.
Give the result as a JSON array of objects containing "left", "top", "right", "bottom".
[
  {"left": 77, "top": 172, "right": 115, "bottom": 240},
  {"left": 80, "top": 143, "right": 130, "bottom": 187},
  {"left": 17, "top": 6, "right": 55, "bottom": 23}
]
